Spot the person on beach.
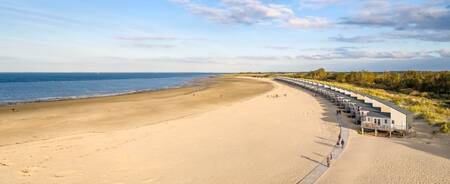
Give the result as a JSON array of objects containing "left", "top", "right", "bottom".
[
  {"left": 336, "top": 139, "right": 340, "bottom": 146},
  {"left": 341, "top": 139, "right": 345, "bottom": 148},
  {"left": 326, "top": 156, "right": 330, "bottom": 167}
]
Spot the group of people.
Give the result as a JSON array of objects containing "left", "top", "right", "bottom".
[
  {"left": 326, "top": 153, "right": 332, "bottom": 167},
  {"left": 266, "top": 94, "right": 287, "bottom": 98},
  {"left": 336, "top": 109, "right": 342, "bottom": 115},
  {"left": 326, "top": 133, "right": 345, "bottom": 167},
  {"left": 336, "top": 133, "right": 345, "bottom": 148}
]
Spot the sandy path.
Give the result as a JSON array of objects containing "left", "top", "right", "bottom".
[
  {"left": 0, "top": 78, "right": 340, "bottom": 184},
  {"left": 318, "top": 117, "right": 450, "bottom": 184}
]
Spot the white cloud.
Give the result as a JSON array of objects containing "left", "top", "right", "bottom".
[
  {"left": 296, "top": 47, "right": 445, "bottom": 60},
  {"left": 131, "top": 44, "right": 176, "bottom": 49},
  {"left": 385, "top": 30, "right": 450, "bottom": 42},
  {"left": 341, "top": 1, "right": 450, "bottom": 31},
  {"left": 299, "top": 0, "right": 342, "bottom": 9},
  {"left": 329, "top": 34, "right": 384, "bottom": 43},
  {"left": 264, "top": 46, "right": 293, "bottom": 50},
  {"left": 438, "top": 48, "right": 450, "bottom": 57},
  {"left": 172, "top": 0, "right": 330, "bottom": 28},
  {"left": 114, "top": 35, "right": 180, "bottom": 49},
  {"left": 115, "top": 36, "right": 178, "bottom": 41}
]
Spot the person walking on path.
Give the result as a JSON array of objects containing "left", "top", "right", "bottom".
[
  {"left": 341, "top": 139, "right": 345, "bottom": 148},
  {"left": 326, "top": 155, "right": 331, "bottom": 167}
]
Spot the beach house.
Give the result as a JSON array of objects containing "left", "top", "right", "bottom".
[{"left": 275, "top": 77, "right": 413, "bottom": 136}]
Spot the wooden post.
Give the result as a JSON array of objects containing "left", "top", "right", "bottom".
[
  {"left": 361, "top": 127, "right": 364, "bottom": 134},
  {"left": 389, "top": 130, "right": 392, "bottom": 138},
  {"left": 375, "top": 128, "right": 378, "bottom": 136}
]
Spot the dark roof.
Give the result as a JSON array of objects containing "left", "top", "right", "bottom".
[
  {"left": 276, "top": 77, "right": 413, "bottom": 125},
  {"left": 365, "top": 94, "right": 412, "bottom": 115},
  {"left": 367, "top": 111, "right": 390, "bottom": 118},
  {"left": 306, "top": 79, "right": 413, "bottom": 115},
  {"left": 278, "top": 78, "right": 407, "bottom": 113}
]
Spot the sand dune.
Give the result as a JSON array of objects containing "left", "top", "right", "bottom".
[{"left": 0, "top": 77, "right": 340, "bottom": 183}]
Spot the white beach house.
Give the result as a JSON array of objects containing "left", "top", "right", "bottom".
[{"left": 275, "top": 77, "right": 413, "bottom": 136}]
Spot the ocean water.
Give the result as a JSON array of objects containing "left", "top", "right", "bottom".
[{"left": 0, "top": 73, "right": 215, "bottom": 104}]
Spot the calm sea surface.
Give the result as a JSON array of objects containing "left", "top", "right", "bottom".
[{"left": 0, "top": 73, "right": 216, "bottom": 104}]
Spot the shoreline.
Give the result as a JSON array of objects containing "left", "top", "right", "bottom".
[
  {"left": 0, "top": 76, "right": 274, "bottom": 146},
  {"left": 1, "top": 77, "right": 447, "bottom": 183},
  {"left": 0, "top": 77, "right": 341, "bottom": 183},
  {"left": 0, "top": 75, "right": 218, "bottom": 107}
]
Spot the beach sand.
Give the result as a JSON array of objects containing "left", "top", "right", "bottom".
[
  {"left": 317, "top": 113, "right": 450, "bottom": 184},
  {"left": 0, "top": 77, "right": 340, "bottom": 183},
  {"left": 0, "top": 77, "right": 272, "bottom": 146},
  {"left": 2, "top": 76, "right": 448, "bottom": 184}
]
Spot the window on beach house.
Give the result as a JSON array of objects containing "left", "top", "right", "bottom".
[
  {"left": 385, "top": 119, "right": 387, "bottom": 124},
  {"left": 392, "top": 120, "right": 395, "bottom": 124}
]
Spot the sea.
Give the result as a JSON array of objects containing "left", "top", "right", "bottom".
[{"left": 0, "top": 73, "right": 216, "bottom": 104}]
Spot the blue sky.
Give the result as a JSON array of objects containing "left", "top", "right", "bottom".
[{"left": 0, "top": 0, "right": 449, "bottom": 72}]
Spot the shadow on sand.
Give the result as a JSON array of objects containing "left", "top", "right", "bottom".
[
  {"left": 301, "top": 155, "right": 325, "bottom": 166},
  {"left": 277, "top": 79, "right": 450, "bottom": 160}
]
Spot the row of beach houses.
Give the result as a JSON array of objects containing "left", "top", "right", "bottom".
[{"left": 275, "top": 77, "right": 413, "bottom": 136}]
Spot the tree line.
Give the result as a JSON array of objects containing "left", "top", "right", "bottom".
[{"left": 298, "top": 68, "right": 450, "bottom": 100}]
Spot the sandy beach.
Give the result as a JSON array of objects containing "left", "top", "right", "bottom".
[
  {"left": 1, "top": 76, "right": 448, "bottom": 184},
  {"left": 0, "top": 77, "right": 341, "bottom": 183},
  {"left": 0, "top": 77, "right": 272, "bottom": 146}
]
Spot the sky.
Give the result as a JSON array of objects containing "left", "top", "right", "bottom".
[{"left": 0, "top": 0, "right": 449, "bottom": 72}]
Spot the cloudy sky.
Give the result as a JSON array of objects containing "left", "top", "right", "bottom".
[{"left": 0, "top": 0, "right": 449, "bottom": 72}]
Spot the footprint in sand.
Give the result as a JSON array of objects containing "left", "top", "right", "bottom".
[
  {"left": 0, "top": 159, "right": 10, "bottom": 167},
  {"left": 20, "top": 166, "right": 40, "bottom": 176},
  {"left": 142, "top": 177, "right": 160, "bottom": 183},
  {"left": 53, "top": 170, "right": 77, "bottom": 178}
]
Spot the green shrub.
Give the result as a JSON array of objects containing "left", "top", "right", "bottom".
[{"left": 441, "top": 122, "right": 450, "bottom": 133}]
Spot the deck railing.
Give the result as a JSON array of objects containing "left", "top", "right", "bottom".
[{"left": 361, "top": 123, "right": 393, "bottom": 131}]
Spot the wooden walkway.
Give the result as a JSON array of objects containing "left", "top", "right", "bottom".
[{"left": 297, "top": 115, "right": 349, "bottom": 184}]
